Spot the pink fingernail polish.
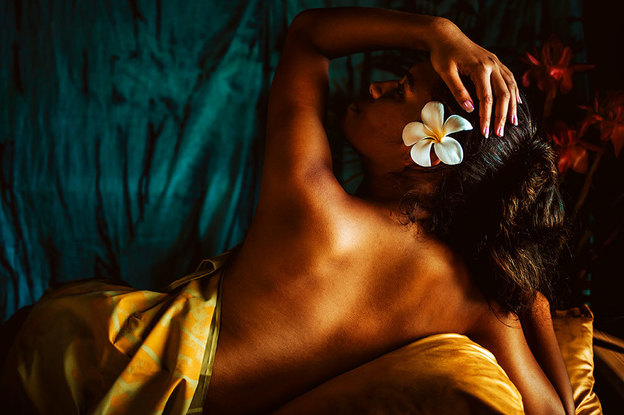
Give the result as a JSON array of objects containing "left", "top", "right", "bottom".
[
  {"left": 497, "top": 125, "right": 505, "bottom": 137},
  {"left": 517, "top": 95, "right": 523, "bottom": 104},
  {"left": 483, "top": 125, "right": 489, "bottom": 138},
  {"left": 463, "top": 100, "right": 474, "bottom": 112},
  {"left": 512, "top": 114, "right": 518, "bottom": 126}
]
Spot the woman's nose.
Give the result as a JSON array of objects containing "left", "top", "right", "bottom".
[{"left": 369, "top": 81, "right": 397, "bottom": 99}]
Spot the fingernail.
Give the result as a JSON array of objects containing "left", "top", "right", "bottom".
[
  {"left": 517, "top": 95, "right": 523, "bottom": 104},
  {"left": 483, "top": 124, "right": 489, "bottom": 138},
  {"left": 462, "top": 100, "right": 474, "bottom": 112},
  {"left": 512, "top": 113, "right": 518, "bottom": 126},
  {"left": 497, "top": 125, "right": 505, "bottom": 137}
]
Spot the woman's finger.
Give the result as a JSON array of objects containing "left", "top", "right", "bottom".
[
  {"left": 503, "top": 65, "right": 522, "bottom": 104},
  {"left": 438, "top": 65, "right": 475, "bottom": 113},
  {"left": 500, "top": 66, "right": 519, "bottom": 125},
  {"left": 471, "top": 67, "right": 494, "bottom": 138},
  {"left": 491, "top": 68, "right": 510, "bottom": 137}
]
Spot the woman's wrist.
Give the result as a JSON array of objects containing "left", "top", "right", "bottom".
[{"left": 420, "top": 16, "right": 457, "bottom": 52}]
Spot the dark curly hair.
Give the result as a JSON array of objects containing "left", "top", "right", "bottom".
[{"left": 398, "top": 79, "right": 568, "bottom": 317}]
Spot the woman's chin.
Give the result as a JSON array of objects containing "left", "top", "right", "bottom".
[{"left": 348, "top": 101, "right": 360, "bottom": 114}]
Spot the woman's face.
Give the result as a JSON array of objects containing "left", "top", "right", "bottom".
[{"left": 341, "top": 61, "right": 441, "bottom": 172}]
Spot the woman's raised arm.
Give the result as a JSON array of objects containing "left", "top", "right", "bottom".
[
  {"left": 260, "top": 7, "right": 517, "bottom": 209},
  {"left": 289, "top": 8, "right": 518, "bottom": 136}
]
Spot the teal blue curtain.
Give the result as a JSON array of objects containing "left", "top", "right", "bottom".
[{"left": 0, "top": 0, "right": 585, "bottom": 321}]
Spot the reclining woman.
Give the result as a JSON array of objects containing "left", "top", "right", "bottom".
[
  {"left": 203, "top": 7, "right": 574, "bottom": 415},
  {"left": 3, "top": 6, "right": 576, "bottom": 415}
]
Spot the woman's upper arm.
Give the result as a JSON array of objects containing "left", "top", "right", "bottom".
[{"left": 260, "top": 13, "right": 341, "bottom": 209}]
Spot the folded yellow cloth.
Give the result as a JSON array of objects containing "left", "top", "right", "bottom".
[
  {"left": 273, "top": 307, "right": 603, "bottom": 415},
  {"left": 2, "top": 250, "right": 233, "bottom": 415},
  {"left": 553, "top": 306, "right": 602, "bottom": 415},
  {"left": 273, "top": 333, "right": 525, "bottom": 414}
]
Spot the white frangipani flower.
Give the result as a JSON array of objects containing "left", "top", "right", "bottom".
[{"left": 402, "top": 101, "right": 473, "bottom": 167}]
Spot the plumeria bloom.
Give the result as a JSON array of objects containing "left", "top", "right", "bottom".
[{"left": 402, "top": 101, "right": 472, "bottom": 167}]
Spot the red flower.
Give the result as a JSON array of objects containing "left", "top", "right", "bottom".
[
  {"left": 547, "top": 122, "right": 588, "bottom": 174},
  {"left": 579, "top": 91, "right": 624, "bottom": 157},
  {"left": 522, "top": 35, "right": 595, "bottom": 98}
]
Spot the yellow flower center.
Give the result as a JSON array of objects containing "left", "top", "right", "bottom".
[{"left": 427, "top": 126, "right": 445, "bottom": 143}]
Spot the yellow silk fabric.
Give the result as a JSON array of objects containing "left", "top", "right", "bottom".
[
  {"left": 2, "top": 250, "right": 233, "bottom": 415},
  {"left": 274, "top": 333, "right": 525, "bottom": 414},
  {"left": 553, "top": 306, "right": 602, "bottom": 415},
  {"left": 2, "top": 248, "right": 602, "bottom": 415}
]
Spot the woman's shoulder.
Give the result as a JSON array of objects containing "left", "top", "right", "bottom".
[{"left": 254, "top": 177, "right": 387, "bottom": 240}]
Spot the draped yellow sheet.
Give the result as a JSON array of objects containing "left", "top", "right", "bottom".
[
  {"left": 2, "top": 250, "right": 234, "bottom": 415},
  {"left": 2, "top": 248, "right": 602, "bottom": 414}
]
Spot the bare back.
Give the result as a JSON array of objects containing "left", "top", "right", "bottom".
[{"left": 204, "top": 190, "right": 489, "bottom": 414}]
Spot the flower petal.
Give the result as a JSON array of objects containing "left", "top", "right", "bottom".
[
  {"left": 434, "top": 136, "right": 464, "bottom": 165},
  {"left": 522, "top": 69, "right": 533, "bottom": 88},
  {"left": 410, "top": 139, "right": 434, "bottom": 167},
  {"left": 559, "top": 69, "right": 573, "bottom": 94},
  {"left": 402, "top": 122, "right": 432, "bottom": 146},
  {"left": 524, "top": 52, "right": 540, "bottom": 66},
  {"left": 570, "top": 146, "right": 588, "bottom": 174},
  {"left": 559, "top": 46, "right": 573, "bottom": 66},
  {"left": 610, "top": 123, "right": 624, "bottom": 156},
  {"left": 421, "top": 101, "right": 444, "bottom": 133},
  {"left": 442, "top": 114, "right": 473, "bottom": 135}
]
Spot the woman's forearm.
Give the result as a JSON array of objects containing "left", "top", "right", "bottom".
[
  {"left": 283, "top": 6, "right": 520, "bottom": 140},
  {"left": 521, "top": 293, "right": 576, "bottom": 415},
  {"left": 288, "top": 7, "right": 452, "bottom": 59}
]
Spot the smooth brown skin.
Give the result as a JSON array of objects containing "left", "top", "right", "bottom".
[{"left": 204, "top": 8, "right": 574, "bottom": 415}]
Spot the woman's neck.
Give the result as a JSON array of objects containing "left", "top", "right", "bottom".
[
  {"left": 356, "top": 165, "right": 440, "bottom": 203},
  {"left": 355, "top": 173, "right": 402, "bottom": 202}
]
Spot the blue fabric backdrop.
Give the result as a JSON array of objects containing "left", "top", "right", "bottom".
[{"left": 1, "top": 0, "right": 585, "bottom": 321}]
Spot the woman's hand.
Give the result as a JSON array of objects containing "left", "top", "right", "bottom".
[
  {"left": 282, "top": 8, "right": 518, "bottom": 139},
  {"left": 428, "top": 18, "right": 520, "bottom": 138}
]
